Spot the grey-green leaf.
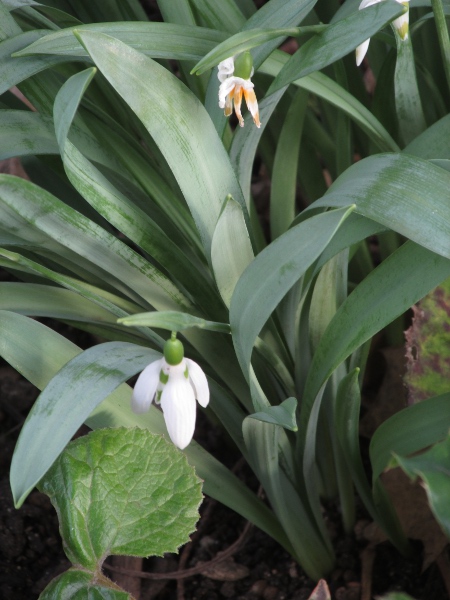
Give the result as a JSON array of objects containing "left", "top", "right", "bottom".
[{"left": 118, "top": 310, "right": 230, "bottom": 333}]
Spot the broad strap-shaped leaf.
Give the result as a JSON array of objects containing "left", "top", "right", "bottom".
[
  {"left": 260, "top": 52, "right": 399, "bottom": 152},
  {"left": 118, "top": 310, "right": 230, "bottom": 333},
  {"left": 192, "top": 27, "right": 311, "bottom": 75},
  {"left": 0, "top": 110, "right": 58, "bottom": 159},
  {"left": 311, "top": 153, "right": 450, "bottom": 260},
  {"left": 75, "top": 30, "right": 247, "bottom": 259},
  {"left": 242, "top": 418, "right": 334, "bottom": 580},
  {"left": 0, "top": 174, "right": 190, "bottom": 311},
  {"left": 370, "top": 393, "right": 450, "bottom": 482},
  {"left": 13, "top": 22, "right": 226, "bottom": 59},
  {"left": 301, "top": 242, "right": 450, "bottom": 480},
  {"left": 53, "top": 67, "right": 224, "bottom": 317},
  {"left": 230, "top": 206, "right": 355, "bottom": 379},
  {"left": 335, "top": 369, "right": 410, "bottom": 553},
  {"left": 211, "top": 195, "right": 254, "bottom": 307}
]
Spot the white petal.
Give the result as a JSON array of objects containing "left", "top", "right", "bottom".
[
  {"left": 217, "top": 56, "right": 235, "bottom": 82},
  {"left": 161, "top": 376, "right": 196, "bottom": 449},
  {"left": 359, "top": 0, "right": 381, "bottom": 9},
  {"left": 131, "top": 359, "right": 162, "bottom": 413},
  {"left": 356, "top": 38, "right": 370, "bottom": 66},
  {"left": 185, "top": 359, "right": 210, "bottom": 408},
  {"left": 393, "top": 8, "right": 409, "bottom": 39},
  {"left": 218, "top": 77, "right": 237, "bottom": 108}
]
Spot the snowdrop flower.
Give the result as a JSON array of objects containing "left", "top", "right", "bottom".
[
  {"left": 132, "top": 334, "right": 209, "bottom": 450},
  {"left": 218, "top": 51, "right": 261, "bottom": 128},
  {"left": 356, "top": 0, "right": 410, "bottom": 66}
]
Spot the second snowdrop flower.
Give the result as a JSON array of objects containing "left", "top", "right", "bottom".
[
  {"left": 218, "top": 51, "right": 261, "bottom": 128},
  {"left": 356, "top": 0, "right": 410, "bottom": 66}
]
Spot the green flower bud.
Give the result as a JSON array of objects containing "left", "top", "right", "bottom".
[
  {"left": 234, "top": 51, "right": 253, "bottom": 80},
  {"left": 163, "top": 335, "right": 184, "bottom": 365}
]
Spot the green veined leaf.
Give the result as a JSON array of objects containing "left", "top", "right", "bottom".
[
  {"left": 118, "top": 311, "right": 230, "bottom": 334},
  {"left": 230, "top": 206, "right": 355, "bottom": 379},
  {"left": 0, "top": 174, "right": 191, "bottom": 311},
  {"left": 211, "top": 194, "right": 254, "bottom": 307},
  {"left": 75, "top": 30, "right": 248, "bottom": 259},
  {"left": 191, "top": 27, "right": 318, "bottom": 75},
  {"left": 13, "top": 22, "right": 226, "bottom": 59},
  {"left": 370, "top": 393, "right": 450, "bottom": 482},
  {"left": 268, "top": 2, "right": 404, "bottom": 94},
  {"left": 310, "top": 153, "right": 450, "bottom": 260}
]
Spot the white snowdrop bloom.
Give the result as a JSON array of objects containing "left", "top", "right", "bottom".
[
  {"left": 356, "top": 0, "right": 410, "bottom": 66},
  {"left": 218, "top": 51, "right": 261, "bottom": 128},
  {"left": 131, "top": 335, "right": 209, "bottom": 450}
]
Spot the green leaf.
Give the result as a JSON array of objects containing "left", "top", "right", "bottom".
[
  {"left": 10, "top": 341, "right": 160, "bottom": 507},
  {"left": 211, "top": 194, "right": 254, "bottom": 307},
  {"left": 270, "top": 89, "right": 308, "bottom": 239},
  {"left": 248, "top": 397, "right": 298, "bottom": 431},
  {"left": 311, "top": 153, "right": 450, "bottom": 260},
  {"left": 39, "top": 427, "right": 202, "bottom": 568},
  {"left": 0, "top": 282, "right": 118, "bottom": 324},
  {"left": 370, "top": 393, "right": 450, "bottom": 482},
  {"left": 302, "top": 243, "right": 450, "bottom": 432},
  {"left": 13, "top": 22, "right": 226, "bottom": 60},
  {"left": 335, "top": 369, "right": 409, "bottom": 552},
  {"left": 230, "top": 206, "right": 355, "bottom": 379},
  {"left": 191, "top": 27, "right": 311, "bottom": 75},
  {"left": 0, "top": 175, "right": 190, "bottom": 311},
  {"left": 393, "top": 33, "right": 426, "bottom": 145},
  {"left": 0, "top": 110, "right": 58, "bottom": 159},
  {"left": 260, "top": 52, "right": 399, "bottom": 152},
  {"left": 54, "top": 67, "right": 223, "bottom": 317},
  {"left": 242, "top": 418, "right": 334, "bottom": 580},
  {"left": 118, "top": 310, "right": 230, "bottom": 333},
  {"left": 74, "top": 30, "right": 247, "bottom": 259},
  {"left": 269, "top": 2, "right": 404, "bottom": 94},
  {"left": 393, "top": 436, "right": 450, "bottom": 539},
  {"left": 39, "top": 569, "right": 130, "bottom": 600},
  {"left": 404, "top": 113, "right": 450, "bottom": 158}
]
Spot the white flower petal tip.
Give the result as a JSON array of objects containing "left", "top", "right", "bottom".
[
  {"left": 185, "top": 359, "right": 210, "bottom": 408},
  {"left": 355, "top": 38, "right": 370, "bottom": 66},
  {"left": 131, "top": 359, "right": 161, "bottom": 413},
  {"left": 131, "top": 353, "right": 210, "bottom": 449}
]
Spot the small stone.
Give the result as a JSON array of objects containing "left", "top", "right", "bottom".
[
  {"left": 262, "top": 585, "right": 279, "bottom": 600},
  {"left": 250, "top": 580, "right": 268, "bottom": 596}
]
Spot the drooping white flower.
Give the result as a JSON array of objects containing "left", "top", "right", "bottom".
[
  {"left": 131, "top": 335, "right": 209, "bottom": 450},
  {"left": 218, "top": 51, "right": 261, "bottom": 128},
  {"left": 356, "top": 0, "right": 410, "bottom": 66}
]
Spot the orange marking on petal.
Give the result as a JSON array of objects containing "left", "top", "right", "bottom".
[
  {"left": 224, "top": 91, "right": 233, "bottom": 117},
  {"left": 243, "top": 88, "right": 261, "bottom": 128},
  {"left": 234, "top": 85, "right": 244, "bottom": 127}
]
